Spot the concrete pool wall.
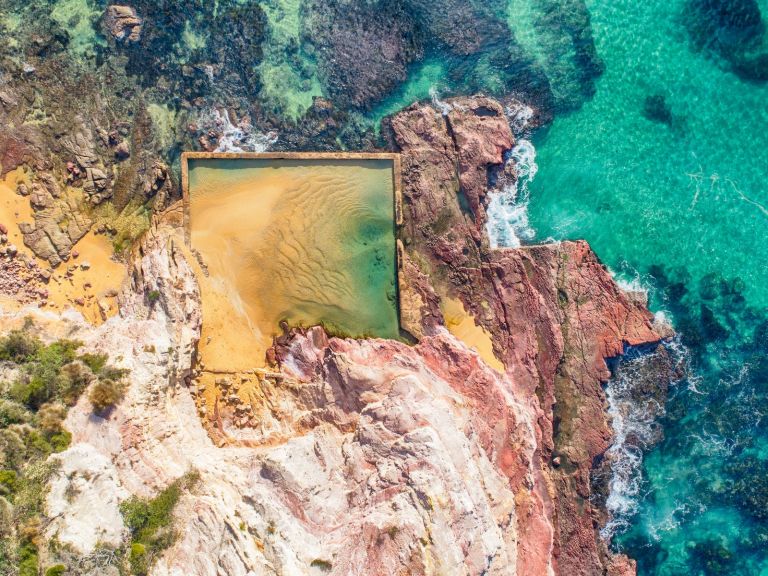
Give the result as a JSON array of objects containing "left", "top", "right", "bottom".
[{"left": 181, "top": 152, "right": 402, "bottom": 371}]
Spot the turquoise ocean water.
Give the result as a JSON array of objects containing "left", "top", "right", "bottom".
[
  {"left": 523, "top": 1, "right": 768, "bottom": 574},
  {"left": 369, "top": 0, "right": 768, "bottom": 572}
]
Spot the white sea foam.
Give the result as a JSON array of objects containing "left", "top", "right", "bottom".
[
  {"left": 599, "top": 341, "right": 691, "bottom": 542},
  {"left": 601, "top": 351, "right": 663, "bottom": 540},
  {"left": 430, "top": 87, "right": 453, "bottom": 116},
  {"left": 199, "top": 109, "right": 278, "bottom": 153},
  {"left": 505, "top": 100, "right": 535, "bottom": 135},
  {"left": 614, "top": 275, "right": 649, "bottom": 297},
  {"left": 486, "top": 139, "right": 538, "bottom": 248}
]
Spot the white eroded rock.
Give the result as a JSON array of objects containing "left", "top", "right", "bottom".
[
  {"left": 45, "top": 443, "right": 129, "bottom": 553},
  {"left": 3, "top": 221, "right": 544, "bottom": 575}
]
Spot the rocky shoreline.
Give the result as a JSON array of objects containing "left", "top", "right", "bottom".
[{"left": 0, "top": 93, "right": 674, "bottom": 575}]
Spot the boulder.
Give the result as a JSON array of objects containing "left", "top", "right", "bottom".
[{"left": 105, "top": 5, "right": 143, "bottom": 43}]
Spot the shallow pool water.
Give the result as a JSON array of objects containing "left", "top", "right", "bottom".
[{"left": 187, "top": 157, "right": 399, "bottom": 368}]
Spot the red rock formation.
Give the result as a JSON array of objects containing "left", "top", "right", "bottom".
[
  {"left": 446, "top": 98, "right": 515, "bottom": 226},
  {"left": 389, "top": 96, "right": 665, "bottom": 575},
  {"left": 0, "top": 125, "right": 44, "bottom": 177},
  {"left": 104, "top": 5, "right": 143, "bottom": 43}
]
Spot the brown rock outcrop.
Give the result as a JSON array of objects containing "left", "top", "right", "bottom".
[
  {"left": 18, "top": 176, "right": 91, "bottom": 266},
  {"left": 104, "top": 5, "right": 143, "bottom": 43}
]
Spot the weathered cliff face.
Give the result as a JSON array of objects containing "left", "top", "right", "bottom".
[{"left": 0, "top": 95, "right": 671, "bottom": 575}]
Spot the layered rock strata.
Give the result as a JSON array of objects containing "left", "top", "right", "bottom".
[{"left": 2, "top": 96, "right": 672, "bottom": 575}]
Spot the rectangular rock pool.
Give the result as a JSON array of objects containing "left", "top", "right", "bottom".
[{"left": 182, "top": 153, "right": 401, "bottom": 370}]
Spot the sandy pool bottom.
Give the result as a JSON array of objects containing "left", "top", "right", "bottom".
[{"left": 187, "top": 158, "right": 399, "bottom": 374}]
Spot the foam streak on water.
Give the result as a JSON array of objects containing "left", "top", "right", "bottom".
[
  {"left": 485, "top": 139, "right": 538, "bottom": 248},
  {"left": 429, "top": 86, "right": 453, "bottom": 116},
  {"left": 601, "top": 346, "right": 673, "bottom": 541}
]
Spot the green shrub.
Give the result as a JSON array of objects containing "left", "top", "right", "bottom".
[
  {"left": 48, "top": 431, "right": 71, "bottom": 453},
  {"left": 0, "top": 331, "right": 40, "bottom": 363},
  {"left": 57, "top": 362, "right": 94, "bottom": 406},
  {"left": 78, "top": 353, "right": 108, "bottom": 376},
  {"left": 21, "top": 426, "right": 54, "bottom": 460},
  {"left": 17, "top": 542, "right": 38, "bottom": 576},
  {"left": 9, "top": 339, "right": 84, "bottom": 410},
  {"left": 130, "top": 542, "right": 148, "bottom": 575},
  {"left": 18, "top": 555, "right": 38, "bottom": 576},
  {"left": 88, "top": 379, "right": 127, "bottom": 414},
  {"left": 44, "top": 563, "right": 67, "bottom": 576},
  {"left": 0, "top": 329, "right": 127, "bottom": 573},
  {"left": 0, "top": 470, "right": 17, "bottom": 496},
  {"left": 121, "top": 481, "right": 180, "bottom": 539},
  {"left": 10, "top": 376, "right": 51, "bottom": 410},
  {"left": 37, "top": 403, "right": 67, "bottom": 435},
  {"left": 0, "top": 400, "right": 30, "bottom": 427},
  {"left": 121, "top": 498, "right": 150, "bottom": 533},
  {"left": 120, "top": 472, "right": 199, "bottom": 576},
  {"left": 0, "top": 428, "right": 25, "bottom": 470}
]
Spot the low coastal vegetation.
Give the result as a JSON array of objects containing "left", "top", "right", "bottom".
[
  {"left": 121, "top": 471, "right": 200, "bottom": 576},
  {"left": 0, "top": 322, "right": 127, "bottom": 576}
]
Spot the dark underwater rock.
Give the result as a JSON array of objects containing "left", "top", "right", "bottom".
[
  {"left": 725, "top": 456, "right": 768, "bottom": 521},
  {"left": 404, "top": 0, "right": 509, "bottom": 56},
  {"left": 304, "top": 0, "right": 423, "bottom": 109},
  {"left": 643, "top": 93, "right": 674, "bottom": 126},
  {"left": 512, "top": 0, "right": 605, "bottom": 112},
  {"left": 212, "top": 3, "right": 268, "bottom": 97},
  {"left": 686, "top": 0, "right": 768, "bottom": 81},
  {"left": 688, "top": 0, "right": 764, "bottom": 53}
]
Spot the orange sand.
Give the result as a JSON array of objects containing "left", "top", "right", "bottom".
[
  {"left": 441, "top": 296, "right": 505, "bottom": 372},
  {"left": 188, "top": 159, "right": 398, "bottom": 371},
  {"left": 0, "top": 169, "right": 126, "bottom": 324}
]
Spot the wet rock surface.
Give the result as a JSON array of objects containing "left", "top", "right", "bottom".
[{"left": 305, "top": 0, "right": 423, "bottom": 109}]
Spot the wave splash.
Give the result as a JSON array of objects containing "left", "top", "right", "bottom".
[
  {"left": 600, "top": 340, "right": 685, "bottom": 541},
  {"left": 486, "top": 139, "right": 538, "bottom": 248},
  {"left": 198, "top": 109, "right": 278, "bottom": 153},
  {"left": 430, "top": 87, "right": 453, "bottom": 116}
]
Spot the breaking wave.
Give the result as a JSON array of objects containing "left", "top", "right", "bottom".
[
  {"left": 486, "top": 139, "right": 538, "bottom": 248},
  {"left": 601, "top": 347, "right": 668, "bottom": 540},
  {"left": 505, "top": 101, "right": 535, "bottom": 135},
  {"left": 198, "top": 109, "right": 278, "bottom": 152},
  {"left": 430, "top": 87, "right": 453, "bottom": 116},
  {"left": 601, "top": 339, "right": 688, "bottom": 541}
]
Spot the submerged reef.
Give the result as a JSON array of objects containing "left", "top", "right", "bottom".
[{"left": 685, "top": 0, "right": 768, "bottom": 81}]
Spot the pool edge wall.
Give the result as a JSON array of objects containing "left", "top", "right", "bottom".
[{"left": 180, "top": 151, "right": 404, "bottom": 337}]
